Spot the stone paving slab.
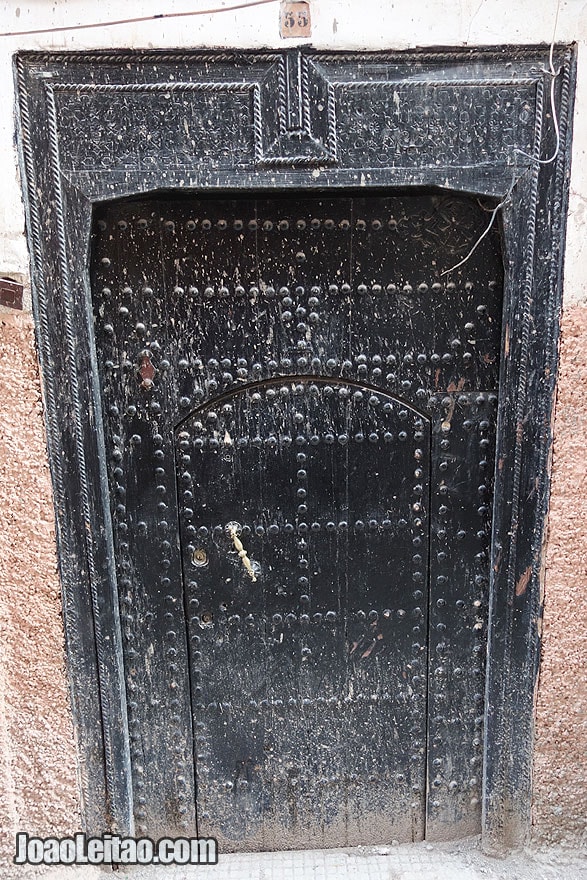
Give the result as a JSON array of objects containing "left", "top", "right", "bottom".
[
  {"left": 139, "top": 840, "right": 584, "bottom": 880},
  {"left": 15, "top": 837, "right": 586, "bottom": 880}
]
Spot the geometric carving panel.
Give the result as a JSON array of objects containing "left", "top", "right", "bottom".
[
  {"left": 54, "top": 84, "right": 260, "bottom": 171},
  {"left": 328, "top": 80, "right": 537, "bottom": 167}
]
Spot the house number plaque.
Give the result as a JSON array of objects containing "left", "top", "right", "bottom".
[{"left": 280, "top": 1, "right": 311, "bottom": 38}]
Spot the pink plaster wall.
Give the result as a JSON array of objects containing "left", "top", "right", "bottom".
[
  {"left": 0, "top": 310, "right": 81, "bottom": 871},
  {"left": 531, "top": 302, "right": 587, "bottom": 847}
]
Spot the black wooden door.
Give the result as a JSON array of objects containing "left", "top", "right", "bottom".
[
  {"left": 91, "top": 192, "right": 502, "bottom": 848},
  {"left": 177, "top": 382, "right": 429, "bottom": 847}
]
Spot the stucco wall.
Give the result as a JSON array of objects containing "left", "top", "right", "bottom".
[
  {"left": 0, "top": 310, "right": 81, "bottom": 868},
  {"left": 0, "top": 0, "right": 585, "bottom": 861},
  {"left": 532, "top": 301, "right": 587, "bottom": 848}
]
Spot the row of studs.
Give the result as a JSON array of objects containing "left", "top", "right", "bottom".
[
  {"left": 112, "top": 420, "right": 193, "bottom": 832},
  {"left": 426, "top": 416, "right": 495, "bottom": 810},
  {"left": 105, "top": 337, "right": 487, "bottom": 364},
  {"left": 102, "top": 320, "right": 492, "bottom": 356},
  {"left": 203, "top": 775, "right": 461, "bottom": 800},
  {"left": 295, "top": 453, "right": 310, "bottom": 579},
  {"left": 152, "top": 432, "right": 192, "bottom": 829},
  {"left": 150, "top": 591, "right": 445, "bottom": 620},
  {"left": 201, "top": 772, "right": 427, "bottom": 796},
  {"left": 105, "top": 353, "right": 495, "bottom": 377},
  {"left": 199, "top": 392, "right": 416, "bottom": 412},
  {"left": 182, "top": 517, "right": 422, "bottom": 542},
  {"left": 206, "top": 772, "right": 425, "bottom": 791},
  {"left": 99, "top": 279, "right": 494, "bottom": 298},
  {"left": 189, "top": 689, "right": 427, "bottom": 713},
  {"left": 187, "top": 600, "right": 427, "bottom": 622},
  {"left": 106, "top": 405, "right": 152, "bottom": 832},
  {"left": 190, "top": 403, "right": 421, "bottom": 426},
  {"left": 186, "top": 398, "right": 426, "bottom": 438},
  {"left": 98, "top": 216, "right": 490, "bottom": 234},
  {"left": 185, "top": 432, "right": 419, "bottom": 450},
  {"left": 108, "top": 345, "right": 488, "bottom": 377},
  {"left": 103, "top": 349, "right": 495, "bottom": 400}
]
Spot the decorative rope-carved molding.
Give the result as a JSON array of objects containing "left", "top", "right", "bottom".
[
  {"left": 19, "top": 46, "right": 564, "bottom": 65},
  {"left": 46, "top": 82, "right": 132, "bottom": 830},
  {"left": 52, "top": 81, "right": 264, "bottom": 93},
  {"left": 21, "top": 50, "right": 281, "bottom": 64},
  {"left": 321, "top": 77, "right": 539, "bottom": 88}
]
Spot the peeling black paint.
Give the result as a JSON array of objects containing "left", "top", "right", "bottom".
[{"left": 91, "top": 192, "right": 501, "bottom": 847}]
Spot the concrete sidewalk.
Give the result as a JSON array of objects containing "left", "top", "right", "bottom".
[
  {"left": 139, "top": 840, "right": 584, "bottom": 880},
  {"left": 21, "top": 837, "right": 586, "bottom": 880}
]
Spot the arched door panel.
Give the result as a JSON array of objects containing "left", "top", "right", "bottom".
[{"left": 176, "top": 381, "right": 430, "bottom": 848}]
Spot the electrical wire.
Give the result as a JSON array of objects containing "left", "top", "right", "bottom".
[
  {"left": 514, "top": 0, "right": 562, "bottom": 167},
  {"left": 442, "top": 0, "right": 562, "bottom": 276},
  {"left": 440, "top": 172, "right": 525, "bottom": 277},
  {"left": 0, "top": 0, "right": 279, "bottom": 38}
]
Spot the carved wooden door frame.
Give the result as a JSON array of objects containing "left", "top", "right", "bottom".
[{"left": 15, "top": 46, "right": 576, "bottom": 850}]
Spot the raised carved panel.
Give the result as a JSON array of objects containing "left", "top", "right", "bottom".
[
  {"left": 53, "top": 83, "right": 261, "bottom": 171},
  {"left": 326, "top": 80, "right": 538, "bottom": 168}
]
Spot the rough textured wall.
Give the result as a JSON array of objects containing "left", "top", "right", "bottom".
[
  {"left": 0, "top": 309, "right": 81, "bottom": 869},
  {"left": 532, "top": 301, "right": 587, "bottom": 848}
]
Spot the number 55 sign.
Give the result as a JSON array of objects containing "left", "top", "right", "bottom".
[{"left": 280, "top": 1, "right": 312, "bottom": 37}]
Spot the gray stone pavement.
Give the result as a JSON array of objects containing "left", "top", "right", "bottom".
[
  {"left": 15, "top": 837, "right": 586, "bottom": 880},
  {"left": 136, "top": 839, "right": 585, "bottom": 880}
]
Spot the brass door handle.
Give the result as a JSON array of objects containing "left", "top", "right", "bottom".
[{"left": 227, "top": 523, "right": 257, "bottom": 582}]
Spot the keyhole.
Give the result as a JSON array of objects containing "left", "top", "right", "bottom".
[{"left": 192, "top": 548, "right": 208, "bottom": 567}]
